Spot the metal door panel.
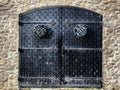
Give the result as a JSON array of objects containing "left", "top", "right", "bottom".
[
  {"left": 19, "top": 7, "right": 61, "bottom": 87},
  {"left": 61, "top": 6, "right": 102, "bottom": 88}
]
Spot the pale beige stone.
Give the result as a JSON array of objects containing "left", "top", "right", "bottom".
[
  {"left": 118, "top": 0, "right": 120, "bottom": 5},
  {"left": 1, "top": 52, "right": 8, "bottom": 58},
  {"left": 91, "top": 0, "right": 102, "bottom": 4}
]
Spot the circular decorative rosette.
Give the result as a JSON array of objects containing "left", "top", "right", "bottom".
[
  {"left": 73, "top": 24, "right": 87, "bottom": 38},
  {"left": 34, "top": 25, "right": 48, "bottom": 38}
]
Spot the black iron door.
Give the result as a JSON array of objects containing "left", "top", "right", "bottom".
[
  {"left": 19, "top": 7, "right": 61, "bottom": 87},
  {"left": 61, "top": 7, "right": 102, "bottom": 87},
  {"left": 19, "top": 6, "right": 102, "bottom": 88}
]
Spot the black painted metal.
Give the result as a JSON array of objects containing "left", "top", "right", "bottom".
[{"left": 19, "top": 6, "right": 103, "bottom": 88}]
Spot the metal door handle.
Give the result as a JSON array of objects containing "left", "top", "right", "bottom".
[
  {"left": 73, "top": 24, "right": 87, "bottom": 38},
  {"left": 34, "top": 25, "right": 48, "bottom": 38}
]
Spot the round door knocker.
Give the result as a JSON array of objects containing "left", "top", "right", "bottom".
[
  {"left": 34, "top": 25, "right": 48, "bottom": 38},
  {"left": 73, "top": 24, "right": 87, "bottom": 38}
]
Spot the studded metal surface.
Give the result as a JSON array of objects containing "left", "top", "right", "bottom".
[{"left": 19, "top": 6, "right": 103, "bottom": 88}]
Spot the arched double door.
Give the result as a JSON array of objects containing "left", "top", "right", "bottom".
[{"left": 19, "top": 6, "right": 102, "bottom": 88}]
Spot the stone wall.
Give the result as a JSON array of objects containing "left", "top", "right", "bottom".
[{"left": 0, "top": 0, "right": 120, "bottom": 90}]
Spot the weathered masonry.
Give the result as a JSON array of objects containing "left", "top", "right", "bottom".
[{"left": 18, "top": 6, "right": 103, "bottom": 88}]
